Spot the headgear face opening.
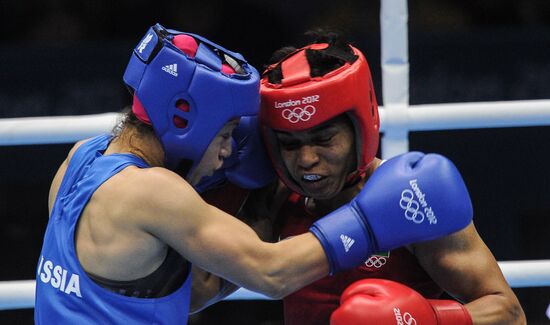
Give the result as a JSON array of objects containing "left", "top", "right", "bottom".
[
  {"left": 260, "top": 43, "right": 380, "bottom": 195},
  {"left": 123, "top": 23, "right": 260, "bottom": 173}
]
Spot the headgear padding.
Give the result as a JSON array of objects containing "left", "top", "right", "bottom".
[
  {"left": 260, "top": 43, "right": 380, "bottom": 195},
  {"left": 123, "top": 23, "right": 260, "bottom": 172}
]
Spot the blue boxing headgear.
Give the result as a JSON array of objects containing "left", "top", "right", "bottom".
[{"left": 123, "top": 23, "right": 260, "bottom": 173}]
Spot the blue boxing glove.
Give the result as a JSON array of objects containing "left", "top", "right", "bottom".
[
  {"left": 225, "top": 115, "right": 276, "bottom": 188},
  {"left": 310, "top": 152, "right": 473, "bottom": 274},
  {"left": 195, "top": 116, "right": 276, "bottom": 193}
]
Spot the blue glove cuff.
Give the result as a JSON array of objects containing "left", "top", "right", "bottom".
[{"left": 310, "top": 203, "right": 375, "bottom": 275}]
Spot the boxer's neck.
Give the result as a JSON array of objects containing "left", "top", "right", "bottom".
[{"left": 107, "top": 126, "right": 165, "bottom": 167}]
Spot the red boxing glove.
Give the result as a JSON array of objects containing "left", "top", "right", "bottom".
[{"left": 331, "top": 279, "right": 472, "bottom": 325}]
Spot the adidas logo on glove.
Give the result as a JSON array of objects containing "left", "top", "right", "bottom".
[{"left": 340, "top": 234, "right": 355, "bottom": 252}]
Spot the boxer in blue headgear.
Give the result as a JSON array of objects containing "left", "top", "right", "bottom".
[{"left": 123, "top": 23, "right": 260, "bottom": 174}]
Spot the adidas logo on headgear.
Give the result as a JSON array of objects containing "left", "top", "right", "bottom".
[
  {"left": 162, "top": 63, "right": 178, "bottom": 77},
  {"left": 340, "top": 234, "right": 355, "bottom": 252}
]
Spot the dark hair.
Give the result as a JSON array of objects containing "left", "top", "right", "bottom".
[
  {"left": 112, "top": 107, "right": 194, "bottom": 176},
  {"left": 112, "top": 106, "right": 155, "bottom": 138},
  {"left": 265, "top": 29, "right": 357, "bottom": 84},
  {"left": 111, "top": 107, "right": 157, "bottom": 164}
]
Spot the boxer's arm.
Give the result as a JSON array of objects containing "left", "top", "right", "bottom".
[
  {"left": 190, "top": 184, "right": 278, "bottom": 312},
  {"left": 190, "top": 266, "right": 238, "bottom": 314},
  {"left": 412, "top": 223, "right": 526, "bottom": 324},
  {"left": 135, "top": 152, "right": 473, "bottom": 299},
  {"left": 132, "top": 169, "right": 326, "bottom": 299}
]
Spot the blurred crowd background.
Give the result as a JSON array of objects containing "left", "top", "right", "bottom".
[{"left": 1, "top": 0, "right": 549, "bottom": 324}]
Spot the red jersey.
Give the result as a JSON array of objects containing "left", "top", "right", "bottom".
[{"left": 276, "top": 192, "right": 443, "bottom": 325}]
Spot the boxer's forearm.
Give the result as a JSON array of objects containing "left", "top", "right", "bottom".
[
  {"left": 463, "top": 294, "right": 526, "bottom": 325},
  {"left": 190, "top": 266, "right": 239, "bottom": 314}
]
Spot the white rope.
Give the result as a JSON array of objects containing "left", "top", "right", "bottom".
[
  {"left": 1, "top": 260, "right": 549, "bottom": 310},
  {"left": 404, "top": 100, "right": 550, "bottom": 131},
  {"left": 1, "top": 100, "right": 550, "bottom": 146},
  {"left": 0, "top": 113, "right": 120, "bottom": 146},
  {"left": 0, "top": 280, "right": 35, "bottom": 310},
  {"left": 498, "top": 260, "right": 550, "bottom": 288}
]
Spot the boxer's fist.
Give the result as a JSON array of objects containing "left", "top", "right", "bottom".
[
  {"left": 357, "top": 152, "right": 473, "bottom": 251},
  {"left": 225, "top": 115, "right": 275, "bottom": 188},
  {"left": 195, "top": 116, "right": 275, "bottom": 192},
  {"left": 331, "top": 279, "right": 472, "bottom": 325},
  {"left": 310, "top": 152, "right": 473, "bottom": 273}
]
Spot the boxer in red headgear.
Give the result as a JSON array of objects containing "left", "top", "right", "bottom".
[
  {"left": 251, "top": 31, "right": 523, "bottom": 325},
  {"left": 260, "top": 42, "right": 379, "bottom": 195}
]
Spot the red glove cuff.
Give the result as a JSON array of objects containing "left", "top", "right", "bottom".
[{"left": 428, "top": 299, "right": 473, "bottom": 325}]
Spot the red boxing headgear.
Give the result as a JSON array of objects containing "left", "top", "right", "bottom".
[{"left": 260, "top": 43, "right": 380, "bottom": 195}]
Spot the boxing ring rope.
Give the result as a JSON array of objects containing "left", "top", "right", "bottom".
[
  {"left": 2, "top": 260, "right": 550, "bottom": 310},
  {"left": 2, "top": 101, "right": 550, "bottom": 146},
  {"left": 1, "top": 0, "right": 549, "bottom": 314}
]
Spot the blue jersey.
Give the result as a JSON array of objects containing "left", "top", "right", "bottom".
[{"left": 35, "top": 134, "right": 192, "bottom": 324}]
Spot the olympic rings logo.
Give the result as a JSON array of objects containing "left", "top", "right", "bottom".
[
  {"left": 281, "top": 105, "right": 316, "bottom": 123},
  {"left": 394, "top": 308, "right": 417, "bottom": 325},
  {"left": 403, "top": 313, "right": 416, "bottom": 325},
  {"left": 399, "top": 189, "right": 425, "bottom": 224},
  {"left": 364, "top": 255, "right": 387, "bottom": 268}
]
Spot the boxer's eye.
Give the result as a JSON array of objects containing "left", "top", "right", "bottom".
[
  {"left": 279, "top": 139, "right": 301, "bottom": 151},
  {"left": 315, "top": 135, "right": 333, "bottom": 145}
]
